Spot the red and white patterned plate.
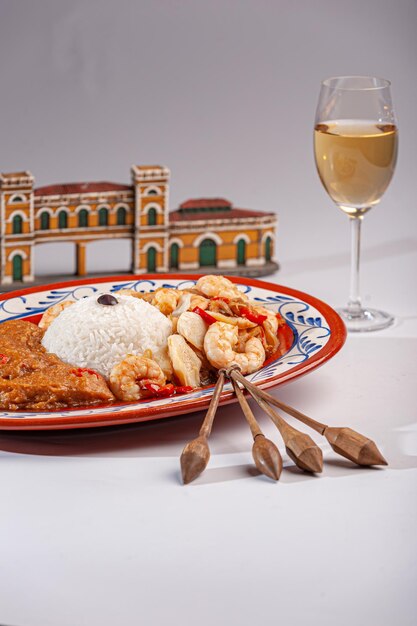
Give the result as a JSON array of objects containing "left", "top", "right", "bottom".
[{"left": 0, "top": 274, "right": 346, "bottom": 430}]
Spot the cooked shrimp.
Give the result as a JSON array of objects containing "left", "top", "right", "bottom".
[
  {"left": 196, "top": 275, "right": 248, "bottom": 301},
  {"left": 235, "top": 326, "right": 264, "bottom": 353},
  {"left": 207, "top": 298, "right": 233, "bottom": 316},
  {"left": 109, "top": 354, "right": 166, "bottom": 401},
  {"left": 262, "top": 320, "right": 279, "bottom": 355},
  {"left": 253, "top": 304, "right": 279, "bottom": 334},
  {"left": 189, "top": 294, "right": 210, "bottom": 311},
  {"left": 203, "top": 322, "right": 265, "bottom": 375},
  {"left": 117, "top": 289, "right": 154, "bottom": 302},
  {"left": 151, "top": 288, "right": 181, "bottom": 315},
  {"left": 39, "top": 301, "right": 73, "bottom": 330}
]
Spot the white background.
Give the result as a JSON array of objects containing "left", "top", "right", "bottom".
[
  {"left": 0, "top": 3, "right": 416, "bottom": 626},
  {"left": 0, "top": 0, "right": 416, "bottom": 296}
]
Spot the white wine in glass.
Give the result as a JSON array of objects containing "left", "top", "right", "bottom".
[{"left": 314, "top": 76, "right": 398, "bottom": 332}]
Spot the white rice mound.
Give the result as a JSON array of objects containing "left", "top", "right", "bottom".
[{"left": 41, "top": 294, "right": 173, "bottom": 378}]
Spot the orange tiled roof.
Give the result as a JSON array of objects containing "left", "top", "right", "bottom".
[
  {"left": 35, "top": 182, "right": 133, "bottom": 196},
  {"left": 179, "top": 198, "right": 232, "bottom": 210},
  {"left": 170, "top": 206, "right": 273, "bottom": 222}
]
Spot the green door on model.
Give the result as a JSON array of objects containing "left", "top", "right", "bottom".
[
  {"left": 147, "top": 247, "right": 156, "bottom": 272},
  {"left": 99, "top": 208, "right": 108, "bottom": 226},
  {"left": 199, "top": 239, "right": 217, "bottom": 267},
  {"left": 117, "top": 207, "right": 126, "bottom": 225},
  {"left": 58, "top": 211, "right": 68, "bottom": 228},
  {"left": 78, "top": 210, "right": 88, "bottom": 227},
  {"left": 170, "top": 243, "right": 179, "bottom": 269},
  {"left": 265, "top": 236, "right": 272, "bottom": 262},
  {"left": 148, "top": 208, "right": 157, "bottom": 226},
  {"left": 40, "top": 212, "right": 50, "bottom": 230},
  {"left": 12, "top": 255, "right": 23, "bottom": 281},
  {"left": 237, "top": 239, "right": 246, "bottom": 265},
  {"left": 12, "top": 215, "right": 23, "bottom": 234}
]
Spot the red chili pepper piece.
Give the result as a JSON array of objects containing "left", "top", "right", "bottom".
[
  {"left": 174, "top": 385, "right": 194, "bottom": 395},
  {"left": 71, "top": 367, "right": 100, "bottom": 378},
  {"left": 278, "top": 324, "right": 294, "bottom": 353},
  {"left": 156, "top": 384, "right": 175, "bottom": 398},
  {"left": 141, "top": 380, "right": 160, "bottom": 393},
  {"left": 257, "top": 326, "right": 268, "bottom": 350},
  {"left": 141, "top": 381, "right": 175, "bottom": 398},
  {"left": 0, "top": 354, "right": 9, "bottom": 364},
  {"left": 211, "top": 296, "right": 230, "bottom": 303},
  {"left": 239, "top": 306, "right": 268, "bottom": 325},
  {"left": 192, "top": 307, "right": 217, "bottom": 325},
  {"left": 276, "top": 313, "right": 286, "bottom": 327}
]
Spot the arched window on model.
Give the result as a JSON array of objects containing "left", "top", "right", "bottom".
[
  {"left": 265, "top": 236, "right": 273, "bottom": 262},
  {"left": 58, "top": 211, "right": 68, "bottom": 229},
  {"left": 199, "top": 239, "right": 217, "bottom": 267},
  {"left": 147, "top": 208, "right": 157, "bottom": 226},
  {"left": 78, "top": 209, "right": 88, "bottom": 228},
  {"left": 12, "top": 215, "right": 23, "bottom": 234},
  {"left": 170, "top": 243, "right": 179, "bottom": 269},
  {"left": 147, "top": 247, "right": 157, "bottom": 272},
  {"left": 117, "top": 207, "right": 127, "bottom": 225},
  {"left": 40, "top": 212, "right": 50, "bottom": 230},
  {"left": 236, "top": 239, "right": 246, "bottom": 266},
  {"left": 12, "top": 255, "right": 23, "bottom": 281},
  {"left": 98, "top": 207, "right": 109, "bottom": 226}
]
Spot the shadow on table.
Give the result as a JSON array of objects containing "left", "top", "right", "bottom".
[
  {"left": 0, "top": 375, "right": 328, "bottom": 459},
  {"left": 187, "top": 449, "right": 417, "bottom": 486},
  {"left": 0, "top": 373, "right": 416, "bottom": 485},
  {"left": 0, "top": 403, "right": 245, "bottom": 459}
]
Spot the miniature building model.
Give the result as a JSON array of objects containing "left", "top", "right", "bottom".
[{"left": 0, "top": 166, "right": 278, "bottom": 284}]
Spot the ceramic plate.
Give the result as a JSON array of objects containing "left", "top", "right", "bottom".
[{"left": 0, "top": 274, "right": 346, "bottom": 430}]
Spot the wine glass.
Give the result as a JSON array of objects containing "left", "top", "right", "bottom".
[{"left": 314, "top": 76, "right": 398, "bottom": 332}]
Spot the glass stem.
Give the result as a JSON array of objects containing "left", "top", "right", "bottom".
[{"left": 347, "top": 216, "right": 363, "bottom": 316}]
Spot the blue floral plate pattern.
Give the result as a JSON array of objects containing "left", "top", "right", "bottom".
[{"left": 0, "top": 274, "right": 346, "bottom": 430}]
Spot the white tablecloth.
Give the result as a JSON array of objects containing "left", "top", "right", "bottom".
[{"left": 1, "top": 246, "right": 416, "bottom": 626}]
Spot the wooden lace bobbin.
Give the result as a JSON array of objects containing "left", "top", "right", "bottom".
[
  {"left": 230, "top": 368, "right": 387, "bottom": 467},
  {"left": 180, "top": 370, "right": 226, "bottom": 484},
  {"left": 228, "top": 368, "right": 322, "bottom": 473},
  {"left": 229, "top": 376, "right": 282, "bottom": 481}
]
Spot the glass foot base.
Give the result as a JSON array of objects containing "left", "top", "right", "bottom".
[{"left": 337, "top": 307, "right": 395, "bottom": 332}]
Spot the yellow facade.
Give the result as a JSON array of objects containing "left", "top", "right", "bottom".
[
  {"left": 168, "top": 229, "right": 268, "bottom": 267},
  {"left": 171, "top": 234, "right": 272, "bottom": 266},
  {"left": 4, "top": 244, "right": 32, "bottom": 280},
  {"left": 0, "top": 166, "right": 277, "bottom": 284},
  {"left": 33, "top": 205, "right": 135, "bottom": 231}
]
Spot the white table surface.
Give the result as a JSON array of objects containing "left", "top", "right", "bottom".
[{"left": 1, "top": 247, "right": 416, "bottom": 626}]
